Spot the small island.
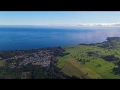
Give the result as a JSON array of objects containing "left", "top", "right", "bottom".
[{"left": 0, "top": 37, "right": 120, "bottom": 79}]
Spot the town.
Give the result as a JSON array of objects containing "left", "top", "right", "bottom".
[
  {"left": 7, "top": 50, "right": 54, "bottom": 68},
  {"left": 0, "top": 47, "right": 79, "bottom": 79}
]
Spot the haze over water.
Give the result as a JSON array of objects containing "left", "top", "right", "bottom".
[{"left": 0, "top": 26, "right": 120, "bottom": 51}]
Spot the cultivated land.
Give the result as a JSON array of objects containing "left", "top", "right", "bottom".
[
  {"left": 56, "top": 37, "right": 120, "bottom": 79},
  {"left": 57, "top": 55, "right": 102, "bottom": 79}
]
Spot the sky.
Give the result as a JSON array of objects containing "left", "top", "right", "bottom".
[{"left": 0, "top": 11, "right": 120, "bottom": 26}]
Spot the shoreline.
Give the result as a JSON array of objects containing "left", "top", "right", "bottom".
[
  {"left": 0, "top": 36, "right": 120, "bottom": 79},
  {"left": 0, "top": 36, "right": 119, "bottom": 52}
]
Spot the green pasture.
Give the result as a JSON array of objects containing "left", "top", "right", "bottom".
[{"left": 56, "top": 44, "right": 120, "bottom": 79}]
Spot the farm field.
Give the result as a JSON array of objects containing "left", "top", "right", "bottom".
[{"left": 56, "top": 37, "right": 120, "bottom": 79}]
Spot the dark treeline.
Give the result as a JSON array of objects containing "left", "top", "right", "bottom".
[
  {"left": 101, "top": 55, "right": 120, "bottom": 61},
  {"left": 0, "top": 47, "right": 69, "bottom": 59},
  {"left": 112, "top": 61, "right": 120, "bottom": 75}
]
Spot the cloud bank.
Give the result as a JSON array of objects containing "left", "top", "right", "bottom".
[{"left": 45, "top": 23, "right": 120, "bottom": 27}]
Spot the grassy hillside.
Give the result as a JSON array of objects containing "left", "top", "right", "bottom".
[
  {"left": 56, "top": 39, "right": 120, "bottom": 79},
  {"left": 57, "top": 55, "right": 102, "bottom": 79}
]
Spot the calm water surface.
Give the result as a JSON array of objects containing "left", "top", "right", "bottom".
[{"left": 0, "top": 26, "right": 120, "bottom": 50}]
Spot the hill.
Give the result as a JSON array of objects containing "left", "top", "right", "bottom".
[{"left": 56, "top": 37, "right": 120, "bottom": 79}]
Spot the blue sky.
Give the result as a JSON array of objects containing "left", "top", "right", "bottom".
[{"left": 0, "top": 11, "right": 120, "bottom": 25}]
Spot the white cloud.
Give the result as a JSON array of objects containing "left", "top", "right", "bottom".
[
  {"left": 39, "top": 23, "right": 120, "bottom": 27},
  {"left": 76, "top": 23, "right": 120, "bottom": 27}
]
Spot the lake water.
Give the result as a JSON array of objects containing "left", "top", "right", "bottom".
[{"left": 0, "top": 26, "right": 120, "bottom": 51}]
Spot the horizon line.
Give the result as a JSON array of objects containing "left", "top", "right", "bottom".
[{"left": 1, "top": 23, "right": 120, "bottom": 27}]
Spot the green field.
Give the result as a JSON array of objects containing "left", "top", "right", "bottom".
[
  {"left": 57, "top": 55, "right": 102, "bottom": 79},
  {"left": 0, "top": 60, "right": 6, "bottom": 67},
  {"left": 56, "top": 43, "right": 120, "bottom": 79}
]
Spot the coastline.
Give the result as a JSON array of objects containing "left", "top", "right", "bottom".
[
  {"left": 0, "top": 36, "right": 120, "bottom": 79},
  {"left": 0, "top": 36, "right": 118, "bottom": 52}
]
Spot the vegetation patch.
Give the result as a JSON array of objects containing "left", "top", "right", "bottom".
[
  {"left": 57, "top": 55, "right": 102, "bottom": 79},
  {"left": 56, "top": 37, "right": 120, "bottom": 79},
  {"left": 0, "top": 60, "right": 6, "bottom": 67}
]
